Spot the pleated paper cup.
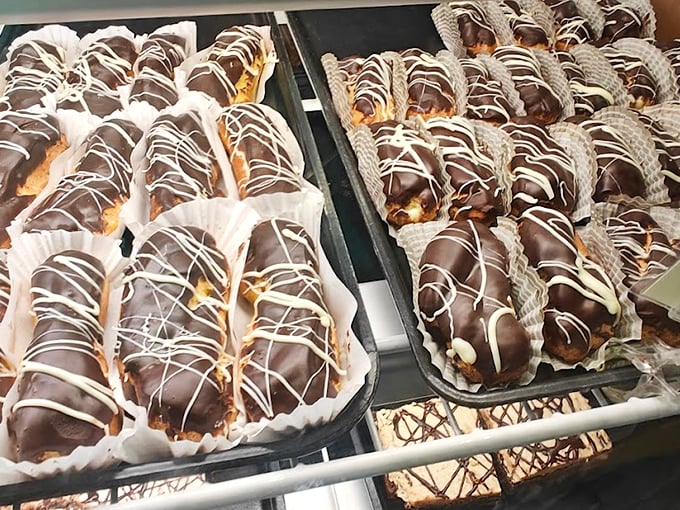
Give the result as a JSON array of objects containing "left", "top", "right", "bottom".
[
  {"left": 642, "top": 103, "right": 680, "bottom": 139},
  {"left": 436, "top": 49, "right": 469, "bottom": 116},
  {"left": 534, "top": 49, "right": 576, "bottom": 121},
  {"left": 431, "top": 4, "right": 467, "bottom": 58},
  {"left": 479, "top": 54, "right": 528, "bottom": 116}
]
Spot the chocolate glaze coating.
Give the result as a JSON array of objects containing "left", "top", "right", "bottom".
[
  {"left": 25, "top": 118, "right": 142, "bottom": 234},
  {"left": 597, "top": 0, "right": 643, "bottom": 42},
  {"left": 369, "top": 120, "right": 442, "bottom": 226},
  {"left": 518, "top": 207, "right": 620, "bottom": 363},
  {"left": 352, "top": 54, "right": 394, "bottom": 122},
  {"left": 492, "top": 46, "right": 563, "bottom": 123},
  {"left": 604, "top": 210, "right": 680, "bottom": 339},
  {"left": 450, "top": 1, "right": 498, "bottom": 55},
  {"left": 130, "top": 33, "right": 186, "bottom": 109},
  {"left": 502, "top": 116, "right": 577, "bottom": 215},
  {"left": 0, "top": 110, "right": 62, "bottom": 246},
  {"left": 9, "top": 251, "right": 118, "bottom": 463},
  {"left": 240, "top": 219, "right": 340, "bottom": 421},
  {"left": 500, "top": 0, "right": 550, "bottom": 49},
  {"left": 460, "top": 58, "right": 515, "bottom": 125},
  {"left": 145, "top": 111, "right": 218, "bottom": 219},
  {"left": 635, "top": 112, "right": 680, "bottom": 203},
  {"left": 425, "top": 116, "right": 504, "bottom": 222},
  {"left": 567, "top": 117, "right": 646, "bottom": 201},
  {"left": 553, "top": 50, "right": 613, "bottom": 116},
  {"left": 220, "top": 102, "right": 302, "bottom": 198},
  {"left": 118, "top": 226, "right": 230, "bottom": 437},
  {"left": 418, "top": 221, "right": 531, "bottom": 386},
  {"left": 545, "top": 0, "right": 594, "bottom": 48},
  {"left": 600, "top": 45, "right": 657, "bottom": 108},
  {"left": 400, "top": 48, "right": 456, "bottom": 118}
]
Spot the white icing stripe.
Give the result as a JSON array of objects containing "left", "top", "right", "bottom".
[
  {"left": 12, "top": 398, "right": 107, "bottom": 429},
  {"left": 486, "top": 306, "right": 515, "bottom": 373}
]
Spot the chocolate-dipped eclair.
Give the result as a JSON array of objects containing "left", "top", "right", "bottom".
[
  {"left": 350, "top": 54, "right": 395, "bottom": 125},
  {"left": 553, "top": 50, "right": 614, "bottom": 116},
  {"left": 460, "top": 58, "right": 516, "bottom": 125},
  {"left": 596, "top": 0, "right": 644, "bottom": 43},
  {"left": 635, "top": 112, "right": 680, "bottom": 204},
  {"left": 400, "top": 48, "right": 457, "bottom": 119},
  {"left": 545, "top": 0, "right": 595, "bottom": 50},
  {"left": 499, "top": 0, "right": 550, "bottom": 50},
  {"left": 599, "top": 45, "right": 657, "bottom": 109}
]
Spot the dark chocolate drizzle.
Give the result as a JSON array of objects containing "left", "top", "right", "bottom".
[
  {"left": 460, "top": 58, "right": 515, "bottom": 125},
  {"left": 25, "top": 118, "right": 142, "bottom": 235},
  {"left": 9, "top": 250, "right": 118, "bottom": 463},
  {"left": 417, "top": 220, "right": 531, "bottom": 386},
  {"left": 118, "top": 226, "right": 231, "bottom": 437},
  {"left": 400, "top": 48, "right": 456, "bottom": 118},
  {"left": 239, "top": 218, "right": 340, "bottom": 421}
]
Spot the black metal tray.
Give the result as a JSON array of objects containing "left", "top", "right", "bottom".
[
  {"left": 0, "top": 13, "right": 379, "bottom": 505},
  {"left": 287, "top": 5, "right": 643, "bottom": 408}
]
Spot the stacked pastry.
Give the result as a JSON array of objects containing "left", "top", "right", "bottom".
[
  {"left": 8, "top": 250, "right": 120, "bottom": 462},
  {"left": 0, "top": 39, "right": 69, "bottom": 111},
  {"left": 238, "top": 219, "right": 342, "bottom": 421},
  {"left": 219, "top": 103, "right": 302, "bottom": 198},
  {"left": 24, "top": 118, "right": 143, "bottom": 235},
  {"left": 58, "top": 35, "right": 137, "bottom": 116},
  {"left": 145, "top": 111, "right": 220, "bottom": 220},
  {"left": 130, "top": 30, "right": 188, "bottom": 109},
  {"left": 117, "top": 226, "right": 233, "bottom": 440},
  {"left": 0, "top": 110, "right": 66, "bottom": 248},
  {"left": 604, "top": 209, "right": 680, "bottom": 347},
  {"left": 460, "top": 58, "right": 516, "bottom": 124},
  {"left": 418, "top": 220, "right": 532, "bottom": 386},
  {"left": 187, "top": 26, "right": 269, "bottom": 107}
]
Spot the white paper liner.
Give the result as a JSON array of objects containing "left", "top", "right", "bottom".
[
  {"left": 570, "top": 43, "right": 628, "bottom": 107},
  {"left": 548, "top": 121, "right": 597, "bottom": 222},
  {"left": 395, "top": 218, "right": 543, "bottom": 392},
  {"left": 478, "top": 54, "right": 527, "bottom": 116},
  {"left": 481, "top": 0, "right": 516, "bottom": 47},
  {"left": 436, "top": 50, "right": 469, "bottom": 116},
  {"left": 321, "top": 53, "right": 356, "bottom": 133},
  {"left": 518, "top": 0, "right": 557, "bottom": 46},
  {"left": 235, "top": 192, "right": 371, "bottom": 442},
  {"left": 642, "top": 103, "right": 680, "bottom": 140},
  {"left": 472, "top": 120, "right": 513, "bottom": 214},
  {"left": 649, "top": 205, "right": 680, "bottom": 243},
  {"left": 621, "top": 0, "right": 656, "bottom": 39},
  {"left": 177, "top": 25, "right": 277, "bottom": 106},
  {"left": 611, "top": 38, "right": 677, "bottom": 104},
  {"left": 118, "top": 197, "right": 258, "bottom": 460},
  {"left": 0, "top": 25, "right": 80, "bottom": 98},
  {"left": 121, "top": 92, "right": 233, "bottom": 236},
  {"left": 534, "top": 49, "right": 575, "bottom": 121},
  {"left": 431, "top": 4, "right": 467, "bottom": 58},
  {"left": 573, "top": 0, "right": 606, "bottom": 39},
  {"left": 0, "top": 230, "right": 129, "bottom": 482},
  {"left": 593, "top": 106, "right": 670, "bottom": 206}
]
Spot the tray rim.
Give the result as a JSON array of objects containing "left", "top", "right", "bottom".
[
  {"left": 286, "top": 7, "right": 644, "bottom": 409},
  {"left": 0, "top": 12, "right": 379, "bottom": 505}
]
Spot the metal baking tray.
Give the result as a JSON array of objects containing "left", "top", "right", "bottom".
[
  {"left": 287, "top": 5, "right": 644, "bottom": 408},
  {"left": 0, "top": 13, "right": 379, "bottom": 505}
]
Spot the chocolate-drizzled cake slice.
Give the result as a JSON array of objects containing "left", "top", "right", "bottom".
[
  {"left": 553, "top": 50, "right": 614, "bottom": 116},
  {"left": 493, "top": 45, "right": 563, "bottom": 124},
  {"left": 480, "top": 393, "right": 611, "bottom": 485},
  {"left": 350, "top": 54, "right": 394, "bottom": 126},
  {"left": 369, "top": 120, "right": 443, "bottom": 227},
  {"left": 375, "top": 399, "right": 501, "bottom": 507},
  {"left": 59, "top": 36, "right": 137, "bottom": 116},
  {"left": 25, "top": 118, "right": 143, "bottom": 236},
  {"left": 596, "top": 0, "right": 644, "bottom": 42},
  {"left": 118, "top": 226, "right": 232, "bottom": 440},
  {"left": 599, "top": 45, "right": 657, "bottom": 109},
  {"left": 187, "top": 26, "right": 268, "bottom": 107},
  {"left": 0, "top": 40, "right": 68, "bottom": 111},
  {"left": 502, "top": 117, "right": 577, "bottom": 216},
  {"left": 0, "top": 110, "right": 66, "bottom": 248},
  {"left": 8, "top": 251, "right": 120, "bottom": 463},
  {"left": 518, "top": 207, "right": 621, "bottom": 363},
  {"left": 145, "top": 111, "right": 220, "bottom": 220},
  {"left": 499, "top": 0, "right": 550, "bottom": 50},
  {"left": 604, "top": 209, "right": 680, "bottom": 346},
  {"left": 400, "top": 48, "right": 457, "bottom": 119},
  {"left": 130, "top": 32, "right": 187, "bottom": 109},
  {"left": 239, "top": 219, "right": 342, "bottom": 421},
  {"left": 545, "top": 0, "right": 595, "bottom": 50},
  {"left": 568, "top": 117, "right": 646, "bottom": 202},
  {"left": 635, "top": 112, "right": 680, "bottom": 204},
  {"left": 418, "top": 220, "right": 531, "bottom": 386},
  {"left": 449, "top": 1, "right": 499, "bottom": 55},
  {"left": 218, "top": 103, "right": 302, "bottom": 198},
  {"left": 460, "top": 58, "right": 516, "bottom": 125},
  {"left": 425, "top": 116, "right": 504, "bottom": 223}
]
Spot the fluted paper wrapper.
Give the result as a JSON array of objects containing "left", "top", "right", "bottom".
[
  {"left": 321, "top": 53, "right": 356, "bottom": 133},
  {"left": 612, "top": 38, "right": 676, "bottom": 104},
  {"left": 570, "top": 43, "right": 628, "bottom": 107},
  {"left": 573, "top": 0, "right": 606, "bottom": 38},
  {"left": 534, "top": 49, "right": 575, "bottom": 120},
  {"left": 479, "top": 54, "right": 528, "bottom": 116},
  {"left": 176, "top": 25, "right": 276, "bottom": 106},
  {"left": 642, "top": 103, "right": 680, "bottom": 139},
  {"left": 436, "top": 50, "right": 469, "bottom": 116},
  {"left": 431, "top": 4, "right": 467, "bottom": 58},
  {"left": 481, "top": 0, "right": 517, "bottom": 47},
  {"left": 593, "top": 106, "right": 670, "bottom": 205},
  {"left": 549, "top": 121, "right": 597, "bottom": 222},
  {"left": 395, "top": 218, "right": 543, "bottom": 392},
  {"left": 234, "top": 191, "right": 371, "bottom": 442},
  {"left": 622, "top": 0, "right": 656, "bottom": 39},
  {"left": 383, "top": 52, "right": 408, "bottom": 122},
  {"left": 0, "top": 231, "right": 129, "bottom": 482},
  {"left": 649, "top": 206, "right": 680, "bottom": 242}
]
